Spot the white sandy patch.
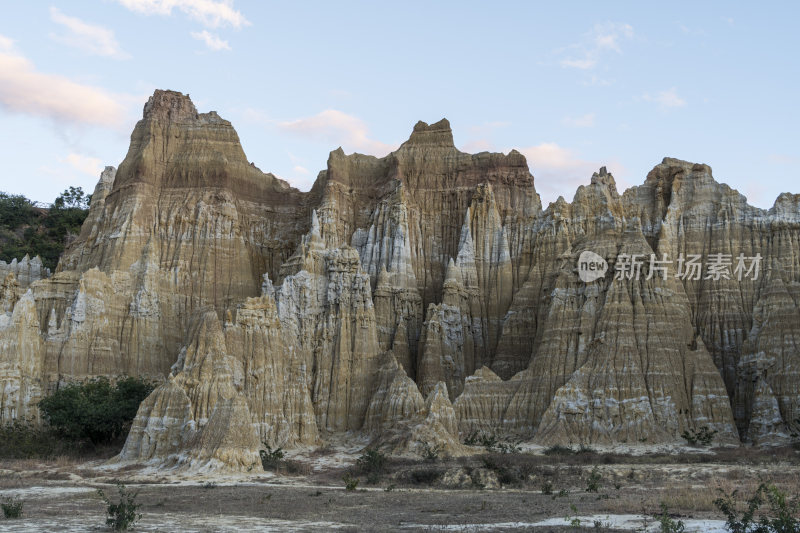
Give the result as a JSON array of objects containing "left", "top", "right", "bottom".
[
  {"left": 0, "top": 486, "right": 94, "bottom": 498},
  {"left": 533, "top": 514, "right": 728, "bottom": 532},
  {"left": 0, "top": 514, "right": 350, "bottom": 532}
]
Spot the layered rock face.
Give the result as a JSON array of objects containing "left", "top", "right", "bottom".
[{"left": 2, "top": 90, "right": 798, "bottom": 468}]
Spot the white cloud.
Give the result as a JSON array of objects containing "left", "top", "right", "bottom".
[
  {"left": 49, "top": 7, "right": 129, "bottom": 59},
  {"left": 0, "top": 34, "right": 13, "bottom": 52},
  {"left": 518, "top": 143, "right": 627, "bottom": 205},
  {"left": 278, "top": 110, "right": 397, "bottom": 156},
  {"left": 191, "top": 30, "right": 231, "bottom": 51},
  {"left": 116, "top": 0, "right": 249, "bottom": 28},
  {"left": 560, "top": 22, "right": 634, "bottom": 70},
  {"left": 460, "top": 139, "right": 493, "bottom": 153},
  {"left": 561, "top": 58, "right": 596, "bottom": 70},
  {"left": 0, "top": 35, "right": 127, "bottom": 127},
  {"left": 642, "top": 87, "right": 687, "bottom": 109},
  {"left": 64, "top": 153, "right": 103, "bottom": 176},
  {"left": 292, "top": 165, "right": 310, "bottom": 175},
  {"left": 562, "top": 113, "right": 596, "bottom": 128},
  {"left": 458, "top": 137, "right": 626, "bottom": 205}
]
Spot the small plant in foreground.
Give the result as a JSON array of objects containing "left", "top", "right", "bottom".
[
  {"left": 681, "top": 426, "right": 717, "bottom": 446},
  {"left": 343, "top": 473, "right": 360, "bottom": 491},
  {"left": 566, "top": 503, "right": 581, "bottom": 528},
  {"left": 655, "top": 503, "right": 685, "bottom": 533},
  {"left": 259, "top": 442, "right": 285, "bottom": 470},
  {"left": 97, "top": 484, "right": 141, "bottom": 531},
  {"left": 1, "top": 496, "right": 23, "bottom": 519},
  {"left": 586, "top": 466, "right": 602, "bottom": 493},
  {"left": 714, "top": 483, "right": 800, "bottom": 533}
]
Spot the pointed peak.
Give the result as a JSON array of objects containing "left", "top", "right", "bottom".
[
  {"left": 590, "top": 166, "right": 617, "bottom": 191},
  {"left": 400, "top": 118, "right": 454, "bottom": 148}
]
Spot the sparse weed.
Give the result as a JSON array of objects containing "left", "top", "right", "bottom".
[
  {"left": 586, "top": 466, "right": 602, "bottom": 493},
  {"left": 97, "top": 483, "right": 141, "bottom": 531},
  {"left": 357, "top": 448, "right": 387, "bottom": 484},
  {"left": 714, "top": 483, "right": 800, "bottom": 533},
  {"left": 655, "top": 502, "right": 685, "bottom": 533},
  {"left": 541, "top": 480, "right": 554, "bottom": 495},
  {"left": 567, "top": 503, "right": 581, "bottom": 528},
  {"left": 343, "top": 473, "right": 360, "bottom": 491}
]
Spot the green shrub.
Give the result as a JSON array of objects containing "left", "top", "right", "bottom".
[
  {"left": 682, "top": 426, "right": 717, "bottom": 447},
  {"left": 1, "top": 496, "right": 23, "bottom": 519},
  {"left": 0, "top": 188, "right": 91, "bottom": 270},
  {"left": 409, "top": 467, "right": 444, "bottom": 485},
  {"left": 544, "top": 445, "right": 575, "bottom": 456},
  {"left": 0, "top": 418, "right": 77, "bottom": 459},
  {"left": 714, "top": 483, "right": 800, "bottom": 533},
  {"left": 259, "top": 443, "right": 285, "bottom": 471},
  {"left": 420, "top": 442, "right": 441, "bottom": 462},
  {"left": 541, "top": 480, "right": 554, "bottom": 495},
  {"left": 98, "top": 484, "right": 141, "bottom": 531},
  {"left": 462, "top": 431, "right": 520, "bottom": 453},
  {"left": 343, "top": 473, "right": 359, "bottom": 491},
  {"left": 655, "top": 503, "right": 685, "bottom": 533},
  {"left": 356, "top": 448, "right": 387, "bottom": 474},
  {"left": 38, "top": 376, "right": 154, "bottom": 445}
]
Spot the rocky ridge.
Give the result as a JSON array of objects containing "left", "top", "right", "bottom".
[{"left": 1, "top": 90, "right": 798, "bottom": 468}]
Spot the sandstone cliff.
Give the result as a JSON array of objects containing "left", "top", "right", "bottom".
[{"left": 1, "top": 90, "right": 797, "bottom": 469}]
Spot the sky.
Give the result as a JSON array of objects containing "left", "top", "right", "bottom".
[{"left": 0, "top": 1, "right": 798, "bottom": 208}]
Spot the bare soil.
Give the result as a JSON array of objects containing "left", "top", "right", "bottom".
[{"left": 0, "top": 445, "right": 798, "bottom": 532}]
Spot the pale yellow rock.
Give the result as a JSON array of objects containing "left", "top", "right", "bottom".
[{"left": 3, "top": 91, "right": 800, "bottom": 460}]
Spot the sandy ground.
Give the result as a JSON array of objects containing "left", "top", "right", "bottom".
[{"left": 0, "top": 444, "right": 798, "bottom": 532}]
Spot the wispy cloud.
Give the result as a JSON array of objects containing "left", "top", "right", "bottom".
[
  {"left": 642, "top": 87, "right": 686, "bottom": 109},
  {"left": 562, "top": 113, "right": 596, "bottom": 128},
  {"left": 518, "top": 143, "right": 627, "bottom": 204},
  {"left": 292, "top": 165, "right": 310, "bottom": 175},
  {"left": 767, "top": 154, "right": 800, "bottom": 166},
  {"left": 0, "top": 34, "right": 14, "bottom": 52},
  {"left": 64, "top": 153, "right": 103, "bottom": 176},
  {"left": 461, "top": 139, "right": 493, "bottom": 153},
  {"left": 457, "top": 137, "right": 626, "bottom": 204},
  {"left": 0, "top": 34, "right": 127, "bottom": 127},
  {"left": 49, "top": 7, "right": 129, "bottom": 59},
  {"left": 560, "top": 22, "right": 634, "bottom": 70},
  {"left": 278, "top": 110, "right": 397, "bottom": 156},
  {"left": 191, "top": 30, "right": 231, "bottom": 51},
  {"left": 116, "top": 0, "right": 250, "bottom": 28}
]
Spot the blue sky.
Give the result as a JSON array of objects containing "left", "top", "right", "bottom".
[{"left": 0, "top": 1, "right": 798, "bottom": 208}]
